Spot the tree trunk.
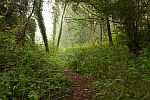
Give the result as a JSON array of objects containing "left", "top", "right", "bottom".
[
  {"left": 106, "top": 16, "right": 114, "bottom": 45},
  {"left": 52, "top": 16, "right": 57, "bottom": 48},
  {"left": 100, "top": 20, "right": 103, "bottom": 42},
  {"left": 57, "top": 2, "right": 67, "bottom": 49},
  {"left": 125, "top": 21, "right": 140, "bottom": 53},
  {"left": 36, "top": 0, "right": 49, "bottom": 52},
  {"left": 52, "top": 1, "right": 59, "bottom": 49}
]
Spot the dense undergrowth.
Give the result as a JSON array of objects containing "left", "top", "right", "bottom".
[
  {"left": 0, "top": 33, "right": 69, "bottom": 100},
  {"left": 65, "top": 44, "right": 150, "bottom": 100}
]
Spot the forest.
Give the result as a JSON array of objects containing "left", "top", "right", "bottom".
[{"left": 1, "top": 0, "right": 150, "bottom": 100}]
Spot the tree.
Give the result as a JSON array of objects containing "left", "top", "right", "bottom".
[
  {"left": 36, "top": 0, "right": 49, "bottom": 52},
  {"left": 16, "top": 0, "right": 36, "bottom": 45},
  {"left": 0, "top": 0, "right": 36, "bottom": 45},
  {"left": 26, "top": 18, "right": 36, "bottom": 46},
  {"left": 57, "top": 1, "right": 67, "bottom": 49},
  {"left": 106, "top": 16, "right": 114, "bottom": 45},
  {"left": 65, "top": 0, "right": 150, "bottom": 53},
  {"left": 52, "top": 0, "right": 59, "bottom": 48}
]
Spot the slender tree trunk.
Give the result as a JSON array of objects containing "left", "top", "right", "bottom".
[
  {"left": 52, "top": 1, "right": 59, "bottom": 48},
  {"left": 146, "top": 6, "right": 149, "bottom": 29},
  {"left": 100, "top": 21, "right": 103, "bottom": 42},
  {"left": 90, "top": 14, "right": 94, "bottom": 43},
  {"left": 53, "top": 16, "right": 57, "bottom": 48},
  {"left": 36, "top": 0, "right": 49, "bottom": 52},
  {"left": 57, "top": 2, "right": 67, "bottom": 49},
  {"left": 106, "top": 16, "right": 114, "bottom": 45}
]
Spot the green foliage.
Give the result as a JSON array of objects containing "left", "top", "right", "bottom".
[
  {"left": 26, "top": 18, "right": 36, "bottom": 44},
  {"left": 63, "top": 0, "right": 150, "bottom": 53},
  {"left": 1, "top": 0, "right": 150, "bottom": 99},
  {"left": 65, "top": 44, "right": 150, "bottom": 100},
  {"left": 0, "top": 33, "right": 69, "bottom": 99}
]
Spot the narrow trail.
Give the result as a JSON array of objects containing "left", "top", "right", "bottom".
[{"left": 62, "top": 68, "right": 95, "bottom": 100}]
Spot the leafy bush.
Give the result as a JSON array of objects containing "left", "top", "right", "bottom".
[
  {"left": 65, "top": 44, "right": 150, "bottom": 100},
  {"left": 0, "top": 33, "right": 69, "bottom": 99}
]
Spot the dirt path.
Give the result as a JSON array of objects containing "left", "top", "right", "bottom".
[{"left": 62, "top": 68, "right": 95, "bottom": 100}]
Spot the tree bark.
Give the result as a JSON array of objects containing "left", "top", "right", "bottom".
[
  {"left": 53, "top": 16, "right": 57, "bottom": 48},
  {"left": 57, "top": 2, "right": 67, "bottom": 49},
  {"left": 100, "top": 22, "right": 103, "bottom": 42},
  {"left": 106, "top": 16, "right": 114, "bottom": 45},
  {"left": 125, "top": 21, "right": 140, "bottom": 53},
  {"left": 52, "top": 1, "right": 59, "bottom": 48},
  {"left": 36, "top": 0, "right": 49, "bottom": 52}
]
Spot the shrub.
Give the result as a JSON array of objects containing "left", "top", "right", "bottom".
[
  {"left": 65, "top": 44, "right": 150, "bottom": 100},
  {"left": 0, "top": 33, "right": 69, "bottom": 99}
]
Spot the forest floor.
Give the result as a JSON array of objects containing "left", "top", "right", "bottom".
[{"left": 62, "top": 68, "right": 95, "bottom": 100}]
